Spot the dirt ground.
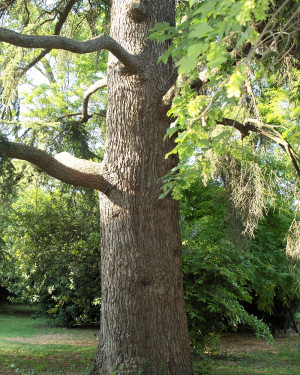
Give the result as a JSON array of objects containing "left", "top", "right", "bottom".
[
  {"left": 3, "top": 330, "right": 299, "bottom": 349},
  {"left": 3, "top": 331, "right": 99, "bottom": 346}
]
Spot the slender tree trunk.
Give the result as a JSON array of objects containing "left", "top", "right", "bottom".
[{"left": 91, "top": 0, "right": 193, "bottom": 374}]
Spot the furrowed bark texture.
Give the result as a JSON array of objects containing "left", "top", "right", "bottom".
[{"left": 92, "top": 0, "right": 193, "bottom": 374}]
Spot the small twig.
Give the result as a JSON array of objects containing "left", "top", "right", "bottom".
[{"left": 246, "top": 0, "right": 291, "bottom": 62}]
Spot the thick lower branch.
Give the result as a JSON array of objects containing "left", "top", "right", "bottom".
[
  {"left": 0, "top": 28, "right": 141, "bottom": 72},
  {"left": 0, "top": 141, "right": 112, "bottom": 193}
]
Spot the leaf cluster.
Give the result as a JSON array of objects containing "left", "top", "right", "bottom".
[
  {"left": 152, "top": 0, "right": 300, "bottom": 202},
  {"left": 0, "top": 184, "right": 101, "bottom": 326}
]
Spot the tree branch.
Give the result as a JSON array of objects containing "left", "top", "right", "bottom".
[
  {"left": 16, "top": 0, "right": 78, "bottom": 79},
  {"left": 0, "top": 28, "right": 141, "bottom": 72},
  {"left": 162, "top": 85, "right": 176, "bottom": 108},
  {"left": 218, "top": 117, "right": 300, "bottom": 180},
  {"left": 40, "top": 57, "right": 56, "bottom": 83},
  {"left": 82, "top": 78, "right": 107, "bottom": 122},
  {"left": 0, "top": 141, "right": 112, "bottom": 193},
  {"left": 55, "top": 78, "right": 107, "bottom": 122}
]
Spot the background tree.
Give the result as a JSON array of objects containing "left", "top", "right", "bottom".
[{"left": 180, "top": 178, "right": 300, "bottom": 352}]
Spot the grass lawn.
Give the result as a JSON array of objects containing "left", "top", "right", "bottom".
[
  {"left": 1, "top": 304, "right": 299, "bottom": 374},
  {"left": 194, "top": 333, "right": 300, "bottom": 375},
  {"left": 0, "top": 305, "right": 98, "bottom": 374}
]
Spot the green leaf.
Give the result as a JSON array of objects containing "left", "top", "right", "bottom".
[
  {"left": 212, "top": 130, "right": 232, "bottom": 142},
  {"left": 192, "top": 0, "right": 216, "bottom": 18},
  {"left": 197, "top": 139, "right": 211, "bottom": 148},
  {"left": 150, "top": 21, "right": 170, "bottom": 32},
  {"left": 292, "top": 106, "right": 300, "bottom": 119},
  {"left": 231, "top": 23, "right": 242, "bottom": 32},
  {"left": 164, "top": 126, "right": 178, "bottom": 140},
  {"left": 159, "top": 188, "right": 172, "bottom": 200},
  {"left": 187, "top": 43, "right": 209, "bottom": 57},
  {"left": 281, "top": 125, "right": 296, "bottom": 140},
  {"left": 207, "top": 55, "right": 228, "bottom": 68},
  {"left": 188, "top": 22, "right": 214, "bottom": 39},
  {"left": 226, "top": 68, "right": 246, "bottom": 98},
  {"left": 175, "top": 131, "right": 188, "bottom": 143},
  {"left": 236, "top": 28, "right": 250, "bottom": 47},
  {"left": 176, "top": 56, "right": 198, "bottom": 74}
]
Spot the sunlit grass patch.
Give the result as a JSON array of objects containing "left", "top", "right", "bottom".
[{"left": 0, "top": 341, "right": 95, "bottom": 374}]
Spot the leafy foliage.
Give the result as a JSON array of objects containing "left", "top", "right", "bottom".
[
  {"left": 0, "top": 0, "right": 107, "bottom": 165},
  {"left": 151, "top": 0, "right": 300, "bottom": 211},
  {"left": 1, "top": 184, "right": 101, "bottom": 326},
  {"left": 245, "top": 209, "right": 300, "bottom": 332},
  {"left": 181, "top": 179, "right": 271, "bottom": 350},
  {"left": 0, "top": 0, "right": 107, "bottom": 327},
  {"left": 180, "top": 178, "right": 300, "bottom": 351}
]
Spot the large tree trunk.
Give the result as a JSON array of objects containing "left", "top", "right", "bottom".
[{"left": 91, "top": 0, "right": 193, "bottom": 374}]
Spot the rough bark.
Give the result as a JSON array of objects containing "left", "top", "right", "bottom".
[{"left": 91, "top": 0, "right": 193, "bottom": 374}]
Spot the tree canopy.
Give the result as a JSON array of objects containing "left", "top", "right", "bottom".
[{"left": 153, "top": 0, "right": 300, "bottom": 257}]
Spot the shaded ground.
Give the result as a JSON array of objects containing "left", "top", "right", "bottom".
[
  {"left": 219, "top": 332, "right": 300, "bottom": 355},
  {"left": 220, "top": 333, "right": 281, "bottom": 353},
  {"left": 1, "top": 306, "right": 299, "bottom": 374},
  {"left": 194, "top": 333, "right": 300, "bottom": 375}
]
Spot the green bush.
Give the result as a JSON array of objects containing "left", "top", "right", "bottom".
[
  {"left": 180, "top": 179, "right": 299, "bottom": 351},
  {"left": 1, "top": 185, "right": 101, "bottom": 326},
  {"left": 244, "top": 209, "right": 300, "bottom": 333}
]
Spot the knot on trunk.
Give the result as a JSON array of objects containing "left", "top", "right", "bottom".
[
  {"left": 136, "top": 266, "right": 154, "bottom": 286},
  {"left": 127, "top": 1, "right": 148, "bottom": 22}
]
